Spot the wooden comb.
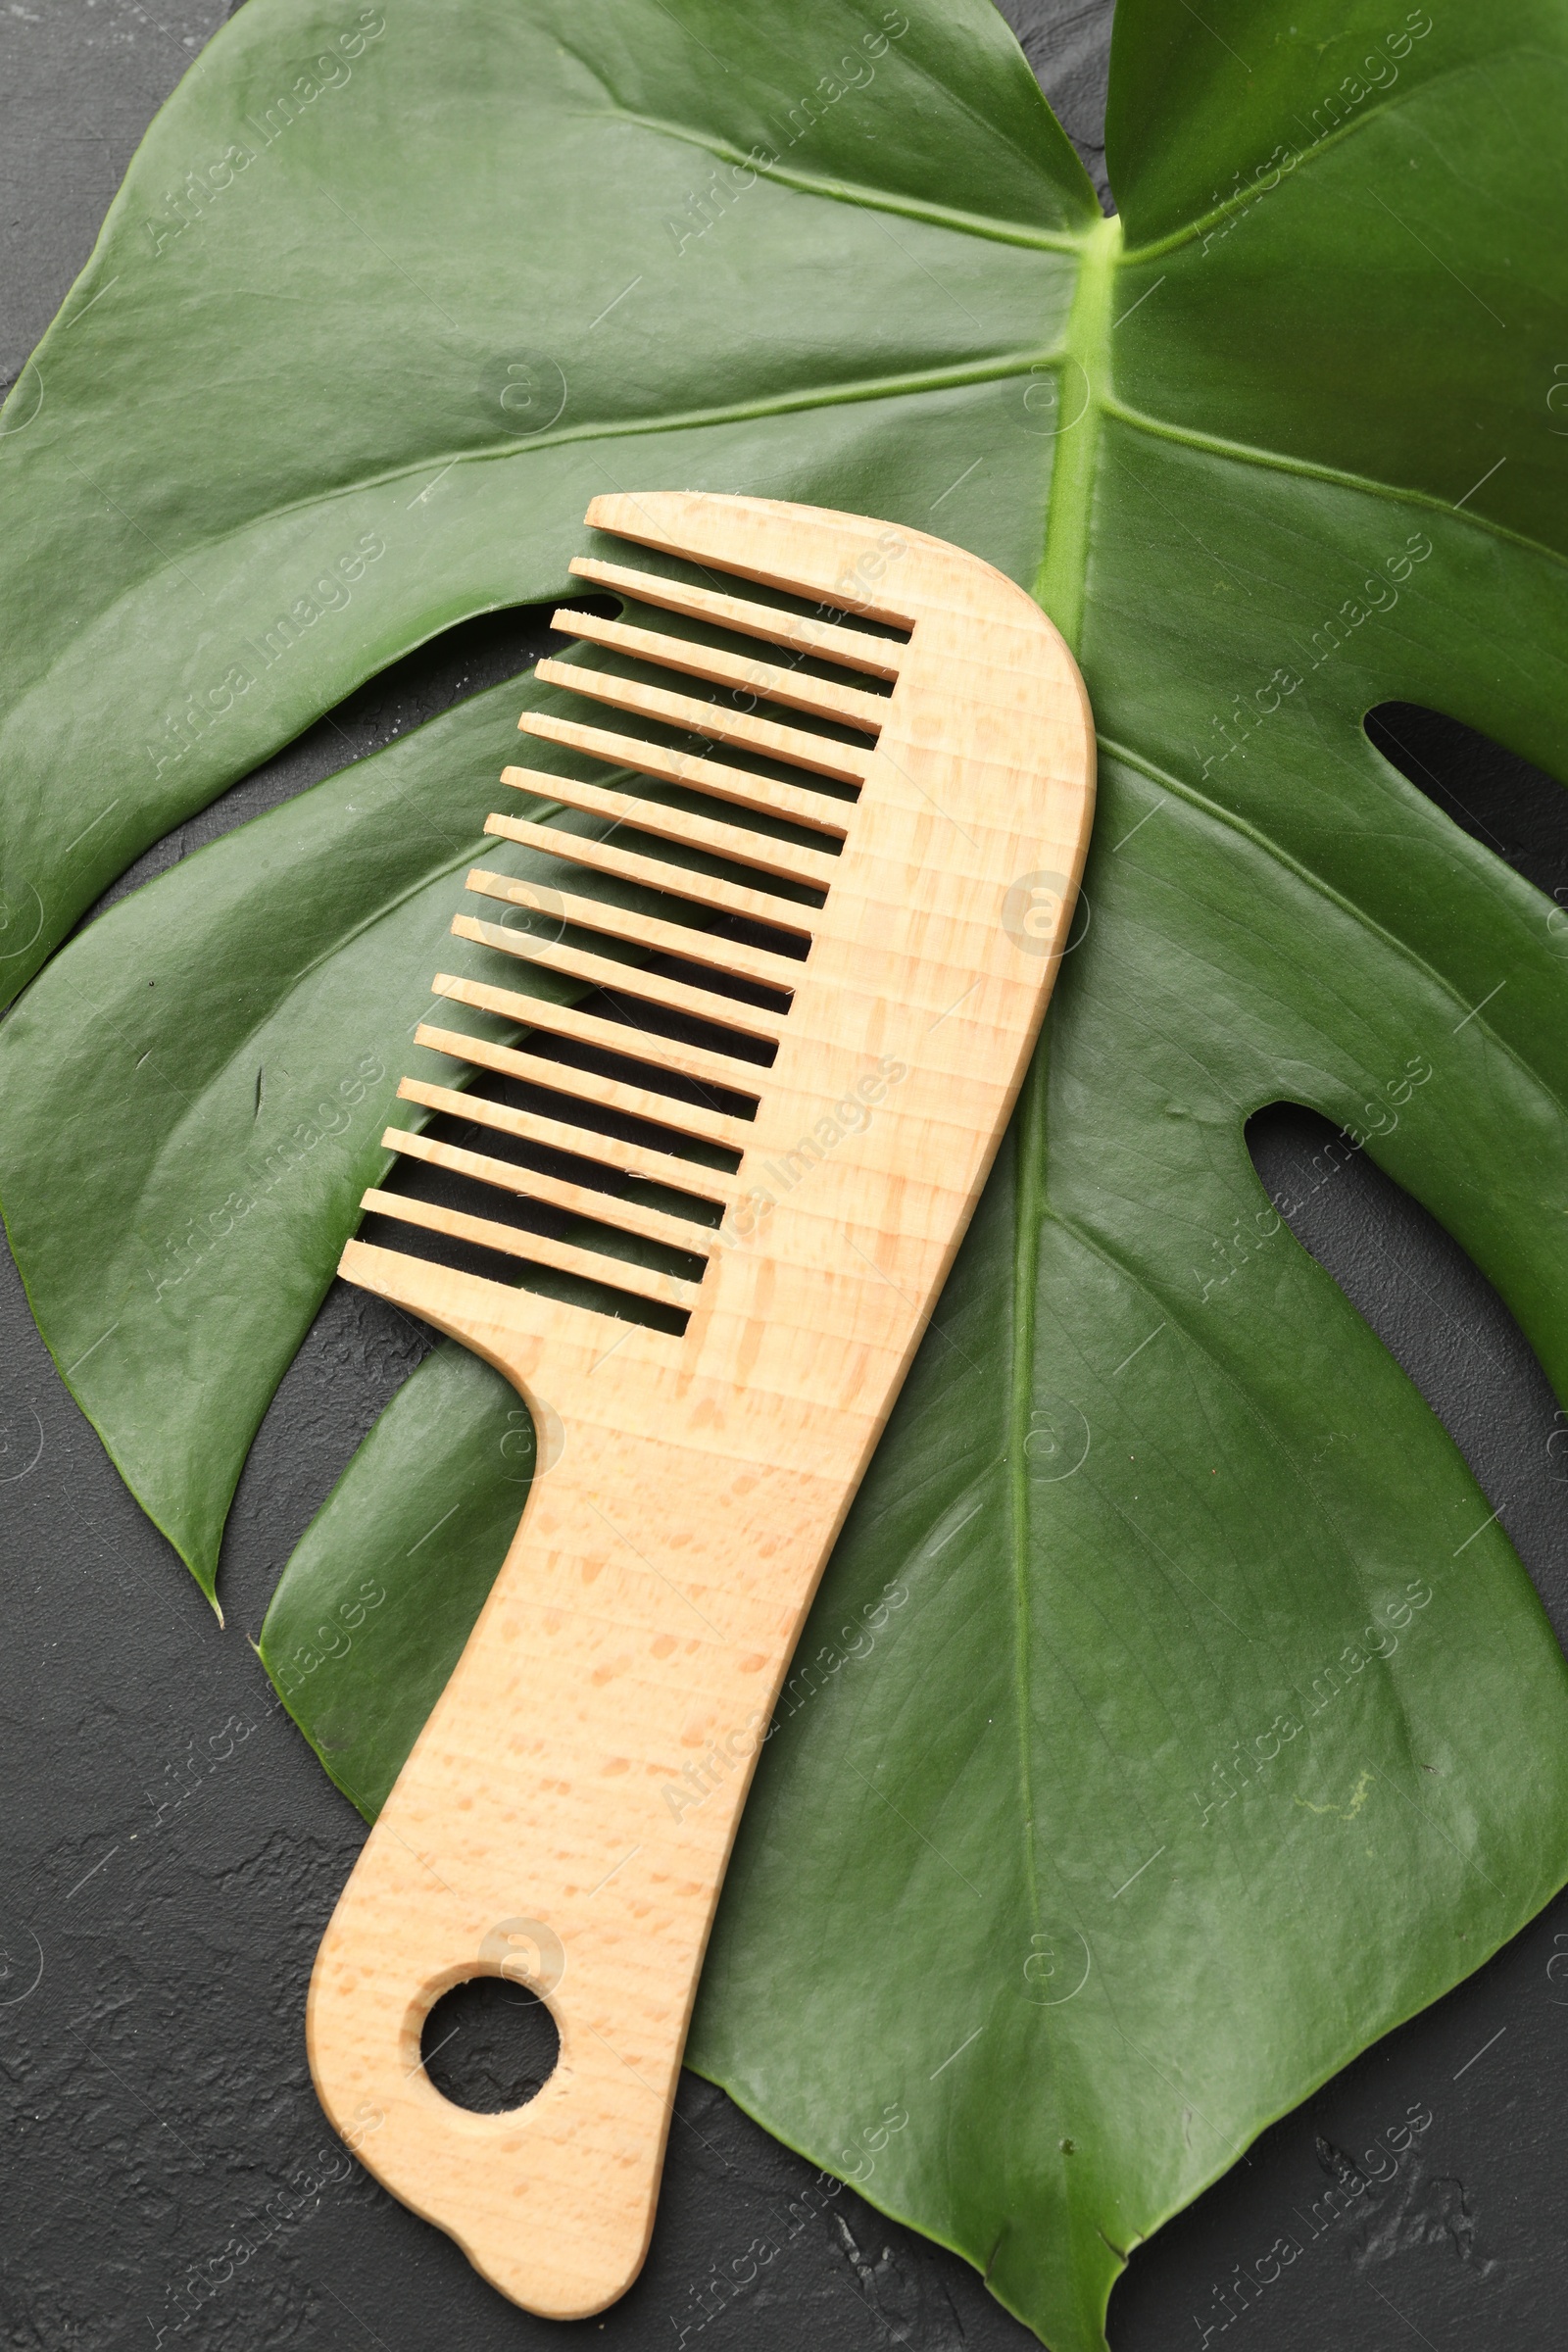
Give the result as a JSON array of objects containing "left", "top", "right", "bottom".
[{"left": 306, "top": 491, "right": 1095, "bottom": 2316}]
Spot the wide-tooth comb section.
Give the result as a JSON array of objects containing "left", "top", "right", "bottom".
[
  {"left": 499, "top": 765, "right": 835, "bottom": 891},
  {"left": 529, "top": 661, "right": 872, "bottom": 785},
  {"left": 397, "top": 1078, "right": 737, "bottom": 1202},
  {"left": 353, "top": 500, "right": 919, "bottom": 1332},
  {"left": 549, "top": 611, "right": 887, "bottom": 733},
  {"left": 360, "top": 1189, "right": 701, "bottom": 1311},
  {"left": 567, "top": 555, "right": 906, "bottom": 680},
  {"left": 483, "top": 812, "right": 818, "bottom": 935},
  {"left": 463, "top": 867, "right": 801, "bottom": 993},
  {"left": 450, "top": 915, "right": 787, "bottom": 1047},
  {"left": 510, "top": 729, "right": 848, "bottom": 837},
  {"left": 431, "top": 972, "right": 767, "bottom": 1097},
  {"left": 414, "top": 1022, "right": 750, "bottom": 1152},
  {"left": 384, "top": 1128, "right": 714, "bottom": 1257}
]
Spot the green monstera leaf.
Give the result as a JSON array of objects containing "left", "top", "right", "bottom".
[{"left": 4, "top": 1, "right": 1568, "bottom": 2346}]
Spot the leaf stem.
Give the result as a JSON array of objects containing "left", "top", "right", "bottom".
[
  {"left": 1010, "top": 1013, "right": 1050, "bottom": 1931},
  {"left": 1011, "top": 219, "right": 1119, "bottom": 1937},
  {"left": 1032, "top": 213, "right": 1121, "bottom": 652}
]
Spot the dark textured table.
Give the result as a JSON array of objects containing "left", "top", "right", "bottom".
[{"left": 2, "top": 5, "right": 1565, "bottom": 2347}]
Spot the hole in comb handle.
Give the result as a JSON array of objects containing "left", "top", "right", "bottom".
[{"left": 420, "top": 1977, "right": 562, "bottom": 2116}]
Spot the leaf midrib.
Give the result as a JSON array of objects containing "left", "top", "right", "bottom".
[
  {"left": 1102, "top": 397, "right": 1568, "bottom": 578},
  {"left": 1116, "top": 48, "right": 1517, "bottom": 269},
  {"left": 1007, "top": 213, "right": 1119, "bottom": 1938},
  {"left": 1034, "top": 214, "right": 1120, "bottom": 646},
  {"left": 575, "top": 101, "right": 1095, "bottom": 251},
  {"left": 1010, "top": 1037, "right": 1047, "bottom": 1933}
]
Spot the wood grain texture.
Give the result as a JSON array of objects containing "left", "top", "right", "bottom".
[
  {"left": 307, "top": 492, "right": 1096, "bottom": 2319},
  {"left": 411, "top": 1017, "right": 754, "bottom": 1150},
  {"left": 528, "top": 657, "right": 876, "bottom": 781},
  {"left": 565, "top": 551, "right": 907, "bottom": 676},
  {"left": 550, "top": 607, "right": 889, "bottom": 729},
  {"left": 498, "top": 757, "right": 840, "bottom": 885},
  {"left": 481, "top": 805, "right": 815, "bottom": 930},
  {"left": 462, "top": 863, "right": 805, "bottom": 984}
]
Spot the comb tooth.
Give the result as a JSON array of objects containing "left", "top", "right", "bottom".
[
  {"left": 450, "top": 914, "right": 786, "bottom": 1046},
  {"left": 464, "top": 868, "right": 801, "bottom": 993},
  {"left": 483, "top": 814, "right": 817, "bottom": 935},
  {"left": 567, "top": 556, "right": 904, "bottom": 680},
  {"left": 481, "top": 813, "right": 822, "bottom": 931},
  {"left": 431, "top": 972, "right": 767, "bottom": 1095},
  {"left": 532, "top": 659, "right": 871, "bottom": 786},
  {"left": 344, "top": 1235, "right": 655, "bottom": 1344},
  {"left": 397, "top": 1077, "right": 738, "bottom": 1201},
  {"left": 549, "top": 611, "right": 887, "bottom": 733},
  {"left": 510, "top": 726, "right": 847, "bottom": 837},
  {"left": 502, "top": 761, "right": 835, "bottom": 891},
  {"left": 360, "top": 1188, "right": 702, "bottom": 1310},
  {"left": 414, "top": 1022, "right": 751, "bottom": 1152},
  {"left": 384, "top": 1128, "right": 714, "bottom": 1257},
  {"left": 589, "top": 492, "right": 923, "bottom": 627}
]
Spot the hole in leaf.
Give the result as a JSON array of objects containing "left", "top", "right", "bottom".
[
  {"left": 420, "top": 1977, "right": 561, "bottom": 2114},
  {"left": 1246, "top": 1102, "right": 1568, "bottom": 1647},
  {"left": 1365, "top": 702, "right": 1568, "bottom": 902}
]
